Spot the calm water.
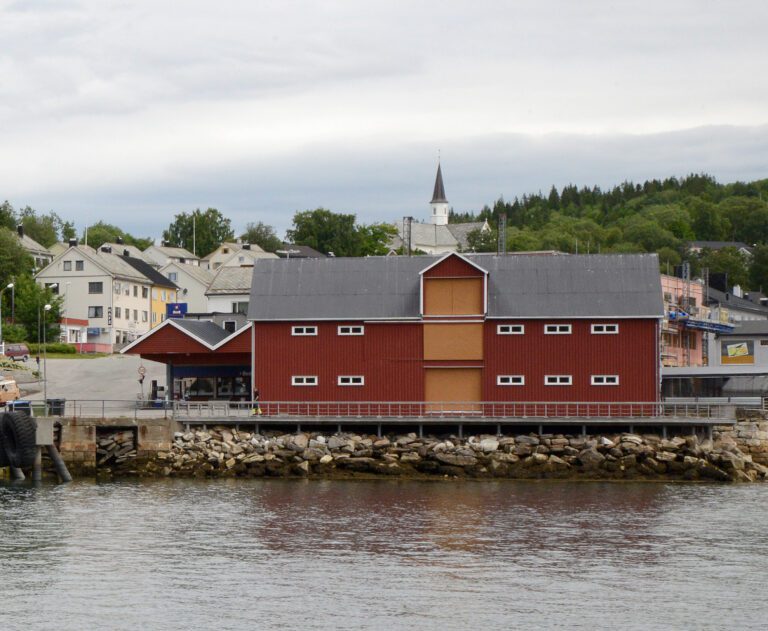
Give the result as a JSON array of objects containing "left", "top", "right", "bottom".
[{"left": 1, "top": 479, "right": 767, "bottom": 630}]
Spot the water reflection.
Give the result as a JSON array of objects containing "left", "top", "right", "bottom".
[{"left": 1, "top": 479, "right": 767, "bottom": 631}]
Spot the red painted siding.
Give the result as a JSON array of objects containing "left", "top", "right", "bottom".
[
  {"left": 129, "top": 324, "right": 209, "bottom": 354},
  {"left": 254, "top": 321, "right": 424, "bottom": 401},
  {"left": 217, "top": 327, "right": 251, "bottom": 353},
  {"left": 484, "top": 319, "right": 658, "bottom": 401},
  {"left": 423, "top": 255, "right": 484, "bottom": 278}
]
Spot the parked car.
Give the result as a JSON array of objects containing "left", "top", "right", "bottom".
[
  {"left": 0, "top": 376, "right": 21, "bottom": 406},
  {"left": 2, "top": 343, "right": 30, "bottom": 362}
]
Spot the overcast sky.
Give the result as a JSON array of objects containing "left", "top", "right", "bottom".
[{"left": 1, "top": 0, "right": 766, "bottom": 240}]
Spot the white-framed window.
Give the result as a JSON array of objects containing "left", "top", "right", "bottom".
[
  {"left": 591, "top": 323, "right": 619, "bottom": 334},
  {"left": 591, "top": 375, "right": 619, "bottom": 385},
  {"left": 544, "top": 324, "right": 572, "bottom": 334},
  {"left": 338, "top": 325, "right": 364, "bottom": 336},
  {"left": 292, "top": 325, "right": 317, "bottom": 336},
  {"left": 168, "top": 272, "right": 177, "bottom": 282},
  {"left": 545, "top": 375, "right": 572, "bottom": 385},
  {"left": 292, "top": 376, "right": 318, "bottom": 386},
  {"left": 63, "top": 260, "right": 72, "bottom": 271},
  {"left": 337, "top": 375, "right": 364, "bottom": 386},
  {"left": 497, "top": 375, "right": 524, "bottom": 386},
  {"left": 152, "top": 312, "right": 157, "bottom": 323},
  {"left": 223, "top": 320, "right": 237, "bottom": 333},
  {"left": 115, "top": 307, "right": 121, "bottom": 318},
  {"left": 75, "top": 260, "right": 84, "bottom": 271},
  {"left": 497, "top": 324, "right": 524, "bottom": 335},
  {"left": 142, "top": 311, "right": 148, "bottom": 323}
]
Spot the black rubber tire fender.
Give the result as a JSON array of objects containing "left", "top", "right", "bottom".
[
  {"left": 0, "top": 412, "right": 37, "bottom": 469},
  {"left": 0, "top": 417, "right": 9, "bottom": 468}
]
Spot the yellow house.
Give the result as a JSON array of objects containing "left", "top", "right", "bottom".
[{"left": 119, "top": 255, "right": 179, "bottom": 329}]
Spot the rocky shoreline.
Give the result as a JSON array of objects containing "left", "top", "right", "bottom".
[{"left": 107, "top": 425, "right": 768, "bottom": 482}]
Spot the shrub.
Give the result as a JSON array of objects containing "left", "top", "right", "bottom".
[{"left": 26, "top": 343, "right": 77, "bottom": 354}]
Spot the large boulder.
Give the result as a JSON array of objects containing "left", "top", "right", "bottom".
[{"left": 578, "top": 448, "right": 605, "bottom": 470}]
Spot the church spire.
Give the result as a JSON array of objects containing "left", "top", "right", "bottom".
[
  {"left": 431, "top": 163, "right": 448, "bottom": 203},
  {"left": 429, "top": 162, "right": 449, "bottom": 226}
]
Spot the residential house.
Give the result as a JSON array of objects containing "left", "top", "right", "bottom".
[
  {"left": 15, "top": 225, "right": 54, "bottom": 270},
  {"left": 36, "top": 244, "right": 154, "bottom": 351},
  {"left": 118, "top": 254, "right": 179, "bottom": 328},
  {"left": 143, "top": 244, "right": 201, "bottom": 268},
  {"left": 159, "top": 262, "right": 214, "bottom": 313},
  {"left": 688, "top": 241, "right": 754, "bottom": 257},
  {"left": 203, "top": 242, "right": 278, "bottom": 270},
  {"left": 205, "top": 266, "right": 252, "bottom": 318}
]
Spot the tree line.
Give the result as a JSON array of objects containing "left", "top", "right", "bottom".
[{"left": 454, "top": 174, "right": 768, "bottom": 291}]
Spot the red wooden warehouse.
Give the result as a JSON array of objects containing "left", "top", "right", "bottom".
[{"left": 247, "top": 252, "right": 663, "bottom": 407}]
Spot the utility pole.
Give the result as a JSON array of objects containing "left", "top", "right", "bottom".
[{"left": 192, "top": 213, "right": 196, "bottom": 257}]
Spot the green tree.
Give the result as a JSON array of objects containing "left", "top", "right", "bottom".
[
  {"left": 465, "top": 227, "right": 497, "bottom": 252},
  {"left": 240, "top": 221, "right": 282, "bottom": 253},
  {"left": 61, "top": 221, "right": 76, "bottom": 241},
  {"left": 657, "top": 246, "right": 682, "bottom": 272},
  {"left": 11, "top": 274, "right": 62, "bottom": 343},
  {"left": 83, "top": 221, "right": 153, "bottom": 251},
  {"left": 748, "top": 245, "right": 768, "bottom": 291},
  {"left": 698, "top": 247, "right": 749, "bottom": 288},
  {"left": 0, "top": 201, "right": 15, "bottom": 231},
  {"left": 286, "top": 209, "right": 361, "bottom": 256},
  {"left": 688, "top": 198, "right": 731, "bottom": 241},
  {"left": 163, "top": 208, "right": 234, "bottom": 258},
  {"left": 621, "top": 216, "right": 679, "bottom": 252},
  {"left": 18, "top": 207, "right": 63, "bottom": 247},
  {"left": 0, "top": 227, "right": 33, "bottom": 290},
  {"left": 357, "top": 222, "right": 398, "bottom": 256}
]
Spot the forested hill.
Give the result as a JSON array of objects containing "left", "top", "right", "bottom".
[{"left": 450, "top": 174, "right": 768, "bottom": 290}]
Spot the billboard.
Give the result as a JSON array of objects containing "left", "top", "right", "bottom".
[
  {"left": 166, "top": 303, "right": 188, "bottom": 319},
  {"left": 721, "top": 340, "right": 754, "bottom": 365}
]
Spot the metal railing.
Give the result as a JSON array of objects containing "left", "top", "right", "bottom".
[
  {"left": 172, "top": 400, "right": 739, "bottom": 420},
  {"left": 12, "top": 399, "right": 749, "bottom": 420}
]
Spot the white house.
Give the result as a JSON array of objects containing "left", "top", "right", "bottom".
[
  {"left": 36, "top": 245, "right": 154, "bottom": 351},
  {"left": 15, "top": 225, "right": 54, "bottom": 270},
  {"left": 205, "top": 266, "right": 252, "bottom": 315},
  {"left": 143, "top": 244, "right": 201, "bottom": 268},
  {"left": 203, "top": 242, "right": 278, "bottom": 270},
  {"left": 159, "top": 261, "right": 214, "bottom": 313}
]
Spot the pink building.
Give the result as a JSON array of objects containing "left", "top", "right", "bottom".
[{"left": 660, "top": 274, "right": 706, "bottom": 367}]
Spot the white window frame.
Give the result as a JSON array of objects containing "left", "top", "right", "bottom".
[
  {"left": 591, "top": 375, "right": 619, "bottom": 386},
  {"left": 337, "top": 375, "right": 365, "bottom": 386},
  {"left": 292, "top": 326, "right": 318, "bottom": 336},
  {"left": 497, "top": 375, "right": 524, "bottom": 386},
  {"left": 338, "top": 325, "right": 364, "bottom": 336},
  {"left": 544, "top": 324, "right": 572, "bottom": 335},
  {"left": 591, "top": 323, "right": 619, "bottom": 334},
  {"left": 497, "top": 324, "right": 524, "bottom": 335},
  {"left": 292, "top": 376, "right": 318, "bottom": 386},
  {"left": 544, "top": 375, "right": 572, "bottom": 386}
]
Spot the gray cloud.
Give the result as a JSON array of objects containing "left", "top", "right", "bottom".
[{"left": 0, "top": 1, "right": 766, "bottom": 240}]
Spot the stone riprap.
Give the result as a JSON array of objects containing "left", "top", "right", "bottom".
[{"left": 118, "top": 426, "right": 768, "bottom": 482}]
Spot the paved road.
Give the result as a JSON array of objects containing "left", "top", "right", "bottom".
[{"left": 24, "top": 355, "right": 167, "bottom": 402}]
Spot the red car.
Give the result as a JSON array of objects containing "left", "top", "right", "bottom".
[{"left": 2, "top": 343, "right": 30, "bottom": 362}]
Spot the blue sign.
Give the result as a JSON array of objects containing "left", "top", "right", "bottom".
[{"left": 166, "top": 303, "right": 188, "bottom": 318}]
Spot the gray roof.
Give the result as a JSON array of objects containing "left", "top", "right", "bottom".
[
  {"left": 120, "top": 256, "right": 178, "bottom": 289},
  {"left": 207, "top": 266, "right": 254, "bottom": 294},
  {"left": 102, "top": 243, "right": 154, "bottom": 264},
  {"left": 173, "top": 319, "right": 230, "bottom": 345},
  {"left": 146, "top": 245, "right": 199, "bottom": 260},
  {"left": 18, "top": 233, "right": 52, "bottom": 257},
  {"left": 431, "top": 163, "right": 447, "bottom": 203},
  {"left": 719, "top": 320, "right": 768, "bottom": 336},
  {"left": 446, "top": 221, "right": 489, "bottom": 249},
  {"left": 395, "top": 221, "right": 458, "bottom": 249},
  {"left": 247, "top": 253, "right": 664, "bottom": 321},
  {"left": 689, "top": 241, "right": 753, "bottom": 252},
  {"left": 162, "top": 262, "right": 215, "bottom": 286},
  {"left": 706, "top": 288, "right": 768, "bottom": 316}
]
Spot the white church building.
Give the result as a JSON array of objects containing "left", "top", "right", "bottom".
[{"left": 391, "top": 163, "right": 490, "bottom": 255}]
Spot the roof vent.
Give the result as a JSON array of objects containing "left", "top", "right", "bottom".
[
  {"left": 242, "top": 243, "right": 251, "bottom": 250},
  {"left": 101, "top": 246, "right": 112, "bottom": 253},
  {"left": 16, "top": 224, "right": 24, "bottom": 238},
  {"left": 124, "top": 249, "right": 131, "bottom": 257},
  {"left": 68, "top": 238, "right": 78, "bottom": 247},
  {"left": 116, "top": 236, "right": 124, "bottom": 245}
]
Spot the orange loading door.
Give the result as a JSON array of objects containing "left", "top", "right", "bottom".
[{"left": 425, "top": 368, "right": 482, "bottom": 413}]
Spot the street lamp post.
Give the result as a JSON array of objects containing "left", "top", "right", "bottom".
[
  {"left": 0, "top": 282, "right": 14, "bottom": 350},
  {"left": 43, "top": 303, "right": 52, "bottom": 416}
]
